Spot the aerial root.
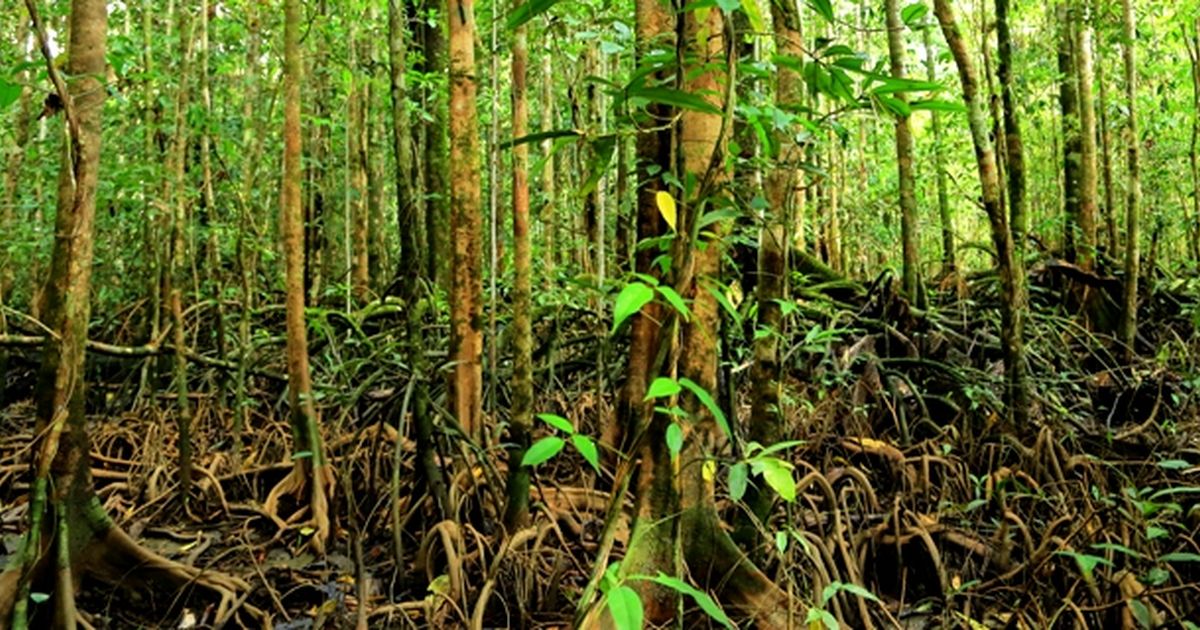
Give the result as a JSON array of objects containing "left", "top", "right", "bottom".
[{"left": 262, "top": 461, "right": 333, "bottom": 553}]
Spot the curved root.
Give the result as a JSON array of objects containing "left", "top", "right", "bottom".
[{"left": 263, "top": 461, "right": 334, "bottom": 553}]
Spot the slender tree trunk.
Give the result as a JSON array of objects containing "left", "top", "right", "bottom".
[
  {"left": 1075, "top": 3, "right": 1099, "bottom": 269},
  {"left": 924, "top": 16, "right": 956, "bottom": 275},
  {"left": 449, "top": 0, "right": 483, "bottom": 440},
  {"left": 1097, "top": 37, "right": 1119, "bottom": 258},
  {"left": 233, "top": 0, "right": 261, "bottom": 460},
  {"left": 271, "top": 0, "right": 333, "bottom": 554},
  {"left": 350, "top": 22, "right": 371, "bottom": 303},
  {"left": 424, "top": 2, "right": 451, "bottom": 292},
  {"left": 389, "top": 0, "right": 449, "bottom": 530},
  {"left": 934, "top": 0, "right": 1030, "bottom": 426},
  {"left": 741, "top": 0, "right": 802, "bottom": 536},
  {"left": 996, "top": 0, "right": 1025, "bottom": 258},
  {"left": 885, "top": 0, "right": 920, "bottom": 297},
  {"left": 617, "top": 0, "right": 673, "bottom": 617},
  {"left": 1058, "top": 1, "right": 1082, "bottom": 261},
  {"left": 540, "top": 49, "right": 557, "bottom": 278},
  {"left": 1186, "top": 20, "right": 1200, "bottom": 263},
  {"left": 167, "top": 6, "right": 195, "bottom": 505},
  {"left": 503, "top": 0, "right": 534, "bottom": 530},
  {"left": 1117, "top": 0, "right": 1140, "bottom": 358}
]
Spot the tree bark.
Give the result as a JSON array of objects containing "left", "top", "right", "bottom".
[
  {"left": 449, "top": 0, "right": 484, "bottom": 440},
  {"left": 996, "top": 0, "right": 1025, "bottom": 258},
  {"left": 1117, "top": 0, "right": 1140, "bottom": 358},
  {"left": 885, "top": 0, "right": 920, "bottom": 298},
  {"left": 272, "top": 0, "right": 334, "bottom": 554},
  {"left": 934, "top": 0, "right": 1030, "bottom": 426},
  {"left": 1058, "top": 1, "right": 1082, "bottom": 261},
  {"left": 1075, "top": 3, "right": 1099, "bottom": 269},
  {"left": 924, "top": 16, "right": 956, "bottom": 275}
]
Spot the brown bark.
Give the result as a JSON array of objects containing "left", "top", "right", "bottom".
[
  {"left": 885, "top": 0, "right": 920, "bottom": 297},
  {"left": 272, "top": 0, "right": 333, "bottom": 554},
  {"left": 1117, "top": 0, "right": 1140, "bottom": 358},
  {"left": 540, "top": 49, "right": 557, "bottom": 277},
  {"left": 503, "top": 0, "right": 534, "bottom": 530},
  {"left": 1186, "top": 20, "right": 1200, "bottom": 262},
  {"left": 1097, "top": 31, "right": 1119, "bottom": 257},
  {"left": 1075, "top": 4, "right": 1099, "bottom": 269},
  {"left": 449, "top": 0, "right": 483, "bottom": 440},
  {"left": 350, "top": 22, "right": 371, "bottom": 302},
  {"left": 996, "top": 0, "right": 1025, "bottom": 255}
]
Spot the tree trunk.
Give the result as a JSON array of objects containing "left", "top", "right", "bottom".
[
  {"left": 885, "top": 0, "right": 920, "bottom": 298},
  {"left": 540, "top": 49, "right": 557, "bottom": 278},
  {"left": 2, "top": 3, "right": 249, "bottom": 626},
  {"left": 1075, "top": 3, "right": 1099, "bottom": 269},
  {"left": 270, "top": 0, "right": 334, "bottom": 554},
  {"left": 1117, "top": 0, "right": 1140, "bottom": 358},
  {"left": 1058, "top": 1, "right": 1082, "bottom": 261},
  {"left": 420, "top": 4, "right": 451, "bottom": 291},
  {"left": 503, "top": 0, "right": 534, "bottom": 530},
  {"left": 350, "top": 22, "right": 371, "bottom": 303},
  {"left": 449, "top": 0, "right": 483, "bottom": 440},
  {"left": 924, "top": 16, "right": 956, "bottom": 275},
  {"left": 1186, "top": 20, "right": 1199, "bottom": 263},
  {"left": 1097, "top": 36, "right": 1119, "bottom": 258},
  {"left": 996, "top": 0, "right": 1025, "bottom": 257},
  {"left": 934, "top": 0, "right": 1030, "bottom": 426}
]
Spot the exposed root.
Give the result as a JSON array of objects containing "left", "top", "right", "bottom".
[{"left": 263, "top": 461, "right": 334, "bottom": 554}]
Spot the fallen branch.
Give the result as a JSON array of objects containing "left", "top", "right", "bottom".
[{"left": 0, "top": 334, "right": 287, "bottom": 382}]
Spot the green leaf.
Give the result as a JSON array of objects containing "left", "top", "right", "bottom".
[
  {"left": 30, "top": 592, "right": 49, "bottom": 604},
  {"left": 714, "top": 0, "right": 740, "bottom": 12},
  {"left": 900, "top": 2, "right": 928, "bottom": 27},
  {"left": 1090, "top": 542, "right": 1142, "bottom": 559},
  {"left": 292, "top": 450, "right": 313, "bottom": 460},
  {"left": 627, "top": 86, "right": 722, "bottom": 116},
  {"left": 537, "top": 413, "right": 575, "bottom": 434},
  {"left": 758, "top": 457, "right": 796, "bottom": 502},
  {"left": 507, "top": 0, "right": 562, "bottom": 29},
  {"left": 522, "top": 436, "right": 566, "bottom": 467},
  {"left": 666, "top": 423, "right": 684, "bottom": 455},
  {"left": 871, "top": 76, "right": 943, "bottom": 94},
  {"left": 821, "top": 581, "right": 882, "bottom": 606},
  {"left": 877, "top": 94, "right": 912, "bottom": 117},
  {"left": 728, "top": 462, "right": 749, "bottom": 501},
  {"left": 645, "top": 377, "right": 682, "bottom": 400},
  {"left": 1129, "top": 599, "right": 1152, "bottom": 629},
  {"left": 1056, "top": 551, "right": 1113, "bottom": 579},
  {"left": 607, "top": 585, "right": 644, "bottom": 630},
  {"left": 703, "top": 280, "right": 742, "bottom": 327},
  {"left": 805, "top": 606, "right": 839, "bottom": 630},
  {"left": 910, "top": 99, "right": 967, "bottom": 113},
  {"left": 678, "top": 377, "right": 731, "bottom": 437},
  {"left": 1159, "top": 552, "right": 1200, "bottom": 563},
  {"left": 612, "top": 282, "right": 656, "bottom": 334},
  {"left": 0, "top": 78, "right": 21, "bottom": 110},
  {"left": 656, "top": 286, "right": 691, "bottom": 321},
  {"left": 809, "top": 0, "right": 834, "bottom": 23},
  {"left": 775, "top": 530, "right": 788, "bottom": 553},
  {"left": 646, "top": 574, "right": 734, "bottom": 628},
  {"left": 572, "top": 435, "right": 601, "bottom": 471},
  {"left": 1156, "top": 459, "right": 1191, "bottom": 470}
]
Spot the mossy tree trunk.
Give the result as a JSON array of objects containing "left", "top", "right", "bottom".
[
  {"left": 885, "top": 0, "right": 920, "bottom": 298},
  {"left": 935, "top": 0, "right": 1030, "bottom": 426},
  {"left": 1117, "top": 0, "right": 1140, "bottom": 358},
  {"left": 449, "top": 0, "right": 484, "bottom": 440}
]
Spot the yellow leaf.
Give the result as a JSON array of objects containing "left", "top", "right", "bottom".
[
  {"left": 656, "top": 191, "right": 677, "bottom": 231},
  {"left": 702, "top": 459, "right": 717, "bottom": 482},
  {"left": 428, "top": 574, "right": 451, "bottom": 596}
]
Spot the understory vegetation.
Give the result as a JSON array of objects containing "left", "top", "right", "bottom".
[{"left": 2, "top": 0, "right": 1200, "bottom": 628}]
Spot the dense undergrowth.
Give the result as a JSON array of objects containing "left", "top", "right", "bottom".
[{"left": 3, "top": 259, "right": 1200, "bottom": 628}]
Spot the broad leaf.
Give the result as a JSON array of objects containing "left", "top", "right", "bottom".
[
  {"left": 656, "top": 190, "right": 678, "bottom": 230},
  {"left": 607, "top": 585, "right": 644, "bottom": 630},
  {"left": 522, "top": 436, "right": 566, "bottom": 467},
  {"left": 728, "top": 462, "right": 749, "bottom": 501},
  {"left": 508, "top": 0, "right": 562, "bottom": 29},
  {"left": 572, "top": 434, "right": 600, "bottom": 471},
  {"left": 646, "top": 574, "right": 734, "bottom": 628},
  {"left": 809, "top": 0, "right": 834, "bottom": 23},
  {"left": 537, "top": 413, "right": 575, "bottom": 434},
  {"left": 628, "top": 86, "right": 722, "bottom": 116},
  {"left": 645, "top": 377, "right": 682, "bottom": 400},
  {"left": 612, "top": 282, "right": 655, "bottom": 334},
  {"left": 666, "top": 423, "right": 683, "bottom": 455}
]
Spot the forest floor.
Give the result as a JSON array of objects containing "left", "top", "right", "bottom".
[{"left": 4, "top": 261, "right": 1200, "bottom": 628}]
